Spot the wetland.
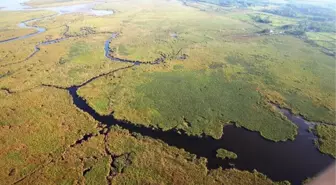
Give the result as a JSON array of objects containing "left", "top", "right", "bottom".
[{"left": 0, "top": 0, "right": 335, "bottom": 184}]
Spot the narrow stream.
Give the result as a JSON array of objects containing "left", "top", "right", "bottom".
[
  {"left": 104, "top": 33, "right": 165, "bottom": 65},
  {"left": 68, "top": 84, "right": 334, "bottom": 185},
  {"left": 0, "top": 17, "right": 47, "bottom": 44},
  {"left": 0, "top": 2, "right": 113, "bottom": 44}
]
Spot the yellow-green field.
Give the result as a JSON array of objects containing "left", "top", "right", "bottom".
[{"left": 0, "top": 0, "right": 335, "bottom": 184}]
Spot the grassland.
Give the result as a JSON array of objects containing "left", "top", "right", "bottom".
[
  {"left": 0, "top": 87, "right": 98, "bottom": 184},
  {"left": 103, "top": 69, "right": 297, "bottom": 141},
  {"left": 306, "top": 32, "right": 336, "bottom": 52},
  {"left": 0, "top": 11, "right": 54, "bottom": 30},
  {"left": 3, "top": 125, "right": 289, "bottom": 185},
  {"left": 106, "top": 127, "right": 290, "bottom": 185},
  {"left": 0, "top": 0, "right": 335, "bottom": 184},
  {"left": 314, "top": 124, "right": 336, "bottom": 157},
  {"left": 80, "top": 33, "right": 335, "bottom": 140},
  {"left": 76, "top": 0, "right": 335, "bottom": 143},
  {"left": 0, "top": 29, "right": 129, "bottom": 91}
]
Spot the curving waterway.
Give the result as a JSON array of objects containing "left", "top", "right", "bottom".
[
  {"left": 0, "top": 1, "right": 113, "bottom": 44},
  {"left": 104, "top": 33, "right": 166, "bottom": 65},
  {"left": 1, "top": 2, "right": 335, "bottom": 185},
  {"left": 0, "top": 17, "right": 47, "bottom": 44},
  {"left": 65, "top": 81, "right": 333, "bottom": 185}
]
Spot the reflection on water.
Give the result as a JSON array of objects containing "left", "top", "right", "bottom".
[
  {"left": 33, "top": 3, "right": 113, "bottom": 16},
  {"left": 0, "top": 1, "right": 113, "bottom": 43},
  {"left": 0, "top": 0, "right": 30, "bottom": 10},
  {"left": 0, "top": 0, "right": 113, "bottom": 16}
]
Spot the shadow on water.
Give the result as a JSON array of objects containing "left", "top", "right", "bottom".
[{"left": 68, "top": 85, "right": 334, "bottom": 185}]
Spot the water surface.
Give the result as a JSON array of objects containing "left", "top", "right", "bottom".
[
  {"left": 0, "top": 1, "right": 112, "bottom": 43},
  {"left": 33, "top": 3, "right": 113, "bottom": 16},
  {"left": 68, "top": 84, "right": 334, "bottom": 185},
  {"left": 0, "top": 0, "right": 30, "bottom": 11},
  {"left": 0, "top": 0, "right": 113, "bottom": 16}
]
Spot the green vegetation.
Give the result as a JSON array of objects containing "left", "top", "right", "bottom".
[
  {"left": 250, "top": 14, "right": 272, "bottom": 24},
  {"left": 216, "top": 148, "right": 238, "bottom": 159},
  {"left": 314, "top": 124, "right": 336, "bottom": 157},
  {"left": 106, "top": 126, "right": 286, "bottom": 185},
  {"left": 112, "top": 153, "right": 135, "bottom": 173},
  {"left": 130, "top": 70, "right": 296, "bottom": 141},
  {"left": 0, "top": 87, "right": 98, "bottom": 184},
  {"left": 0, "top": 0, "right": 335, "bottom": 184},
  {"left": 80, "top": 34, "right": 335, "bottom": 140},
  {"left": 259, "top": 2, "right": 336, "bottom": 55},
  {"left": 84, "top": 157, "right": 110, "bottom": 185},
  {"left": 2, "top": 124, "right": 288, "bottom": 185}
]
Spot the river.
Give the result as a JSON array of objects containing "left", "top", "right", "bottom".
[
  {"left": 0, "top": 0, "right": 113, "bottom": 43},
  {"left": 66, "top": 83, "right": 333, "bottom": 185}
]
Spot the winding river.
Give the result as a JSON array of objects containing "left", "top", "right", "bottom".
[
  {"left": 0, "top": 2, "right": 113, "bottom": 44},
  {"left": 66, "top": 82, "right": 333, "bottom": 185},
  {"left": 0, "top": 17, "right": 47, "bottom": 44},
  {"left": 1, "top": 2, "right": 335, "bottom": 185},
  {"left": 104, "top": 33, "right": 165, "bottom": 65}
]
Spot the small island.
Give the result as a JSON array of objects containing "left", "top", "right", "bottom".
[{"left": 216, "top": 148, "right": 238, "bottom": 160}]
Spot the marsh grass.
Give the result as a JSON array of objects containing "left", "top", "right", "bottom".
[
  {"left": 10, "top": 125, "right": 287, "bottom": 184},
  {"left": 315, "top": 124, "right": 336, "bottom": 157},
  {"left": 0, "top": 0, "right": 335, "bottom": 184},
  {"left": 106, "top": 127, "right": 287, "bottom": 185},
  {"left": 216, "top": 148, "right": 238, "bottom": 159},
  {"left": 130, "top": 70, "right": 297, "bottom": 140},
  {"left": 0, "top": 87, "right": 97, "bottom": 184},
  {"left": 84, "top": 156, "right": 110, "bottom": 185},
  {"left": 80, "top": 66, "right": 297, "bottom": 141},
  {"left": 74, "top": 0, "right": 334, "bottom": 142}
]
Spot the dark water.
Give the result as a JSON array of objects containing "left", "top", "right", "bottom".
[{"left": 68, "top": 85, "right": 334, "bottom": 185}]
